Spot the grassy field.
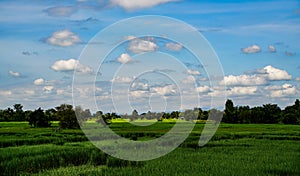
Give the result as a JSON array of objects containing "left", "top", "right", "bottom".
[{"left": 0, "top": 121, "right": 299, "bottom": 175}]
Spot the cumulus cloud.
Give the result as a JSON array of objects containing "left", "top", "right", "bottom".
[
  {"left": 166, "top": 42, "right": 182, "bottom": 51},
  {"left": 51, "top": 59, "right": 93, "bottom": 74},
  {"left": 182, "top": 75, "right": 196, "bottom": 84},
  {"left": 46, "top": 30, "right": 81, "bottom": 47},
  {"left": 196, "top": 86, "right": 211, "bottom": 93},
  {"left": 268, "top": 45, "right": 276, "bottom": 53},
  {"left": 111, "top": 76, "right": 134, "bottom": 83},
  {"left": 0, "top": 90, "right": 12, "bottom": 96},
  {"left": 110, "top": 0, "right": 178, "bottom": 11},
  {"left": 43, "top": 86, "right": 54, "bottom": 94},
  {"left": 296, "top": 77, "right": 300, "bottom": 81},
  {"left": 151, "top": 85, "right": 176, "bottom": 96},
  {"left": 130, "top": 90, "right": 148, "bottom": 98},
  {"left": 131, "top": 81, "right": 149, "bottom": 90},
  {"left": 116, "top": 53, "right": 134, "bottom": 64},
  {"left": 221, "top": 74, "right": 266, "bottom": 86},
  {"left": 9, "top": 70, "right": 20, "bottom": 77},
  {"left": 186, "top": 69, "right": 200, "bottom": 75},
  {"left": 34, "top": 78, "right": 45, "bottom": 85},
  {"left": 222, "top": 65, "right": 292, "bottom": 86},
  {"left": 128, "top": 38, "right": 158, "bottom": 53},
  {"left": 269, "top": 84, "right": 297, "bottom": 98},
  {"left": 24, "top": 90, "right": 35, "bottom": 95},
  {"left": 241, "top": 44, "right": 261, "bottom": 54},
  {"left": 45, "top": 6, "right": 76, "bottom": 17},
  {"left": 263, "top": 65, "right": 292, "bottom": 80},
  {"left": 230, "top": 86, "right": 258, "bottom": 96}
]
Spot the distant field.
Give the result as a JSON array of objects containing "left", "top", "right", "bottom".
[{"left": 0, "top": 121, "right": 299, "bottom": 175}]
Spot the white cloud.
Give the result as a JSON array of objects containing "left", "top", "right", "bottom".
[
  {"left": 0, "top": 90, "right": 12, "bottom": 96},
  {"left": 241, "top": 44, "right": 261, "bottom": 54},
  {"left": 229, "top": 86, "right": 258, "bottom": 95},
  {"left": 221, "top": 65, "right": 292, "bottom": 86},
  {"left": 196, "top": 86, "right": 211, "bottom": 93},
  {"left": 9, "top": 70, "right": 21, "bottom": 77},
  {"left": 186, "top": 69, "right": 200, "bottom": 75},
  {"left": 46, "top": 30, "right": 81, "bottom": 47},
  {"left": 268, "top": 45, "right": 276, "bottom": 53},
  {"left": 116, "top": 53, "right": 134, "bottom": 64},
  {"left": 270, "top": 84, "right": 297, "bottom": 98},
  {"left": 221, "top": 74, "right": 266, "bottom": 86},
  {"left": 110, "top": 0, "right": 178, "bottom": 10},
  {"left": 182, "top": 75, "right": 196, "bottom": 84},
  {"left": 263, "top": 65, "right": 292, "bottom": 80},
  {"left": 124, "top": 35, "right": 137, "bottom": 41},
  {"left": 24, "top": 90, "right": 35, "bottom": 95},
  {"left": 151, "top": 85, "right": 176, "bottom": 96},
  {"left": 45, "top": 6, "right": 76, "bottom": 17},
  {"left": 296, "top": 77, "right": 300, "bottom": 81},
  {"left": 51, "top": 58, "right": 93, "bottom": 74},
  {"left": 130, "top": 90, "right": 148, "bottom": 98},
  {"left": 131, "top": 82, "right": 148, "bottom": 90},
  {"left": 34, "top": 78, "right": 45, "bottom": 85},
  {"left": 128, "top": 38, "right": 158, "bottom": 53},
  {"left": 166, "top": 42, "right": 183, "bottom": 51},
  {"left": 56, "top": 89, "right": 64, "bottom": 95},
  {"left": 111, "top": 76, "right": 134, "bottom": 83},
  {"left": 264, "top": 85, "right": 281, "bottom": 90},
  {"left": 43, "top": 86, "right": 54, "bottom": 94}
]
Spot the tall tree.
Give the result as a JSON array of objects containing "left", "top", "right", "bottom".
[
  {"left": 28, "top": 108, "right": 50, "bottom": 127},
  {"left": 223, "top": 99, "right": 236, "bottom": 123},
  {"left": 56, "top": 104, "right": 79, "bottom": 129},
  {"left": 262, "top": 104, "right": 281, "bottom": 124}
]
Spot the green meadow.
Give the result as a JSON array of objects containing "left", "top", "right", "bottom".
[{"left": 0, "top": 121, "right": 299, "bottom": 176}]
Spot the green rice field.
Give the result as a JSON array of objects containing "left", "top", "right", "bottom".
[{"left": 0, "top": 121, "right": 299, "bottom": 175}]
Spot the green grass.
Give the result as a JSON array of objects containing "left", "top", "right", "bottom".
[{"left": 0, "top": 122, "right": 299, "bottom": 175}]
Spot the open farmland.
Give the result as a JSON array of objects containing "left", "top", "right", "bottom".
[{"left": 0, "top": 121, "right": 299, "bottom": 176}]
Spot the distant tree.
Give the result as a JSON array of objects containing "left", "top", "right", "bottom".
[
  {"left": 250, "top": 106, "right": 265, "bottom": 123},
  {"left": 223, "top": 99, "right": 236, "bottom": 123},
  {"left": 102, "top": 113, "right": 112, "bottom": 125},
  {"left": 95, "top": 111, "right": 110, "bottom": 127},
  {"left": 170, "top": 111, "right": 180, "bottom": 119},
  {"left": 13, "top": 104, "right": 25, "bottom": 121},
  {"left": 75, "top": 106, "right": 91, "bottom": 125},
  {"left": 281, "top": 99, "right": 300, "bottom": 124},
  {"left": 130, "top": 109, "right": 138, "bottom": 121},
  {"left": 182, "top": 109, "right": 196, "bottom": 121},
  {"left": 3, "top": 108, "right": 14, "bottom": 121},
  {"left": 237, "top": 106, "right": 251, "bottom": 123},
  {"left": 162, "top": 112, "right": 170, "bottom": 120},
  {"left": 28, "top": 108, "right": 51, "bottom": 127},
  {"left": 262, "top": 104, "right": 281, "bottom": 124},
  {"left": 56, "top": 104, "right": 79, "bottom": 129},
  {"left": 45, "top": 108, "right": 58, "bottom": 121}
]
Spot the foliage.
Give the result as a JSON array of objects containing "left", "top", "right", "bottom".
[
  {"left": 28, "top": 108, "right": 51, "bottom": 127},
  {"left": 56, "top": 104, "right": 79, "bottom": 129}
]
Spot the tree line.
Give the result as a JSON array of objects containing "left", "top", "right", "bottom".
[
  {"left": 223, "top": 99, "right": 300, "bottom": 124},
  {"left": 0, "top": 99, "right": 299, "bottom": 128}
]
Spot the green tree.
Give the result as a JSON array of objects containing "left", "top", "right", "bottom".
[
  {"left": 13, "top": 104, "right": 25, "bottom": 121},
  {"left": 130, "top": 109, "right": 138, "bottom": 121},
  {"left": 223, "top": 99, "right": 236, "bottom": 123},
  {"left": 56, "top": 104, "right": 79, "bottom": 129},
  {"left": 262, "top": 104, "right": 281, "bottom": 124},
  {"left": 75, "top": 106, "right": 91, "bottom": 125},
  {"left": 45, "top": 108, "right": 58, "bottom": 121},
  {"left": 282, "top": 99, "right": 300, "bottom": 124},
  {"left": 28, "top": 108, "right": 50, "bottom": 127}
]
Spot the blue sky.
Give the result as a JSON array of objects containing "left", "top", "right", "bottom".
[{"left": 0, "top": 0, "right": 299, "bottom": 113}]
